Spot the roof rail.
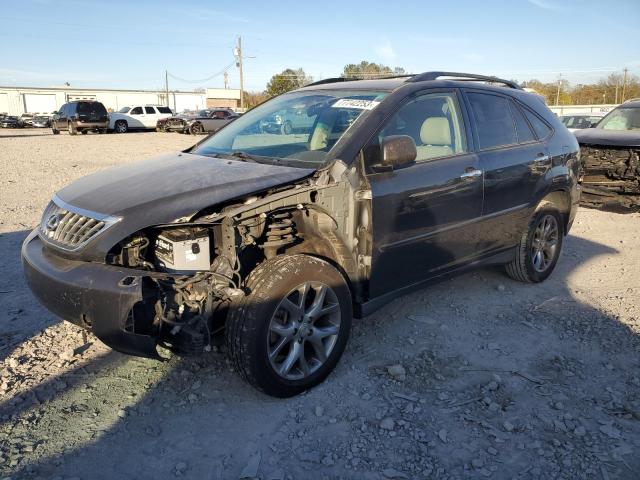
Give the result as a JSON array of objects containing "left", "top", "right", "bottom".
[
  {"left": 304, "top": 77, "right": 351, "bottom": 87},
  {"left": 304, "top": 74, "right": 413, "bottom": 88},
  {"left": 407, "top": 71, "right": 522, "bottom": 90},
  {"left": 623, "top": 97, "right": 640, "bottom": 103}
]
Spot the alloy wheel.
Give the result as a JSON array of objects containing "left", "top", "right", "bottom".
[
  {"left": 531, "top": 214, "right": 559, "bottom": 272},
  {"left": 267, "top": 282, "right": 341, "bottom": 380}
]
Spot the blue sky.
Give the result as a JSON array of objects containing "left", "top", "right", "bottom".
[{"left": 1, "top": 0, "right": 638, "bottom": 91}]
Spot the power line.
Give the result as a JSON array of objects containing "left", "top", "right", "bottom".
[{"left": 167, "top": 62, "right": 235, "bottom": 84}]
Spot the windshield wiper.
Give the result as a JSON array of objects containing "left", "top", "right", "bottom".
[{"left": 229, "top": 151, "right": 259, "bottom": 162}]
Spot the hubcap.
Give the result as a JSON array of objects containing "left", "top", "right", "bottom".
[
  {"left": 531, "top": 214, "right": 558, "bottom": 272},
  {"left": 267, "top": 282, "right": 341, "bottom": 380}
]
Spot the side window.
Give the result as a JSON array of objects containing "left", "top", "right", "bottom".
[
  {"left": 145, "top": 106, "right": 156, "bottom": 114},
  {"left": 467, "top": 92, "right": 517, "bottom": 150},
  {"left": 157, "top": 106, "right": 172, "bottom": 114},
  {"left": 509, "top": 101, "right": 536, "bottom": 143},
  {"left": 522, "top": 108, "right": 552, "bottom": 139},
  {"left": 130, "top": 107, "right": 143, "bottom": 115},
  {"left": 366, "top": 92, "right": 466, "bottom": 165}
]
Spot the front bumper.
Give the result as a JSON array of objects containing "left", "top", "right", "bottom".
[{"left": 21, "top": 230, "right": 162, "bottom": 359}]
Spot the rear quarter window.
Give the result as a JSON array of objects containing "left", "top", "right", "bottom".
[
  {"left": 522, "top": 108, "right": 553, "bottom": 139},
  {"left": 157, "top": 106, "right": 172, "bottom": 114}
]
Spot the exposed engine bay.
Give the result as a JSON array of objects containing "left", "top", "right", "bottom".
[
  {"left": 580, "top": 146, "right": 640, "bottom": 211},
  {"left": 102, "top": 162, "right": 372, "bottom": 357}
]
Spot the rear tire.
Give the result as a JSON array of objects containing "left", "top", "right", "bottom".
[
  {"left": 226, "top": 254, "right": 352, "bottom": 397},
  {"left": 67, "top": 122, "right": 77, "bottom": 135},
  {"left": 52, "top": 127, "right": 59, "bottom": 135},
  {"left": 505, "top": 208, "right": 563, "bottom": 283},
  {"left": 80, "top": 130, "right": 88, "bottom": 135}
]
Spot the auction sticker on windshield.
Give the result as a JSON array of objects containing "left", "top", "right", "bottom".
[{"left": 332, "top": 99, "right": 381, "bottom": 110}]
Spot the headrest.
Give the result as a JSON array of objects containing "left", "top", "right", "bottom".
[{"left": 420, "top": 117, "right": 451, "bottom": 146}]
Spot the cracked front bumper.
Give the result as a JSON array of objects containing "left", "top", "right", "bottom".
[{"left": 21, "top": 230, "right": 162, "bottom": 359}]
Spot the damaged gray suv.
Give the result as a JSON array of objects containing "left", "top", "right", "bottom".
[{"left": 22, "top": 72, "right": 580, "bottom": 397}]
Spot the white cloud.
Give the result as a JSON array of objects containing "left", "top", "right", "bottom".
[
  {"left": 527, "top": 0, "right": 565, "bottom": 11},
  {"left": 375, "top": 40, "right": 397, "bottom": 62}
]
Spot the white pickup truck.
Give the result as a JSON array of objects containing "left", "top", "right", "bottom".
[{"left": 109, "top": 105, "right": 173, "bottom": 133}]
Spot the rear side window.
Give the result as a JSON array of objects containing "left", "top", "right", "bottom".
[
  {"left": 523, "top": 108, "right": 552, "bottom": 139},
  {"left": 509, "top": 101, "right": 536, "bottom": 143},
  {"left": 130, "top": 107, "right": 143, "bottom": 115},
  {"left": 467, "top": 92, "right": 517, "bottom": 150},
  {"left": 145, "top": 106, "right": 156, "bottom": 114},
  {"left": 77, "top": 102, "right": 107, "bottom": 115},
  {"left": 157, "top": 106, "right": 171, "bottom": 114}
]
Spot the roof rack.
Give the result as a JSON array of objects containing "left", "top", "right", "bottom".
[
  {"left": 304, "top": 74, "right": 413, "bottom": 88},
  {"left": 407, "top": 71, "right": 522, "bottom": 89}
]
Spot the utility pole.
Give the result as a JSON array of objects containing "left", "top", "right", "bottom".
[
  {"left": 621, "top": 67, "right": 628, "bottom": 103},
  {"left": 224, "top": 71, "right": 229, "bottom": 89},
  {"left": 555, "top": 73, "right": 562, "bottom": 106},
  {"left": 165, "top": 70, "right": 169, "bottom": 108},
  {"left": 234, "top": 36, "right": 244, "bottom": 109}
]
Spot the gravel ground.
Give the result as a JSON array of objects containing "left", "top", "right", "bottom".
[{"left": 1, "top": 128, "right": 639, "bottom": 480}]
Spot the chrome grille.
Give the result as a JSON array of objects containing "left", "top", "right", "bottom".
[{"left": 38, "top": 196, "right": 119, "bottom": 251}]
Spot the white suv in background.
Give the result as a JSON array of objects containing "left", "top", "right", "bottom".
[{"left": 109, "top": 105, "right": 173, "bottom": 133}]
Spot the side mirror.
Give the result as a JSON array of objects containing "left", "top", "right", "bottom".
[{"left": 381, "top": 135, "right": 417, "bottom": 170}]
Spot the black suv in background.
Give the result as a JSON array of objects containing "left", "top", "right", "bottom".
[
  {"left": 23, "top": 72, "right": 580, "bottom": 397},
  {"left": 52, "top": 100, "right": 109, "bottom": 135}
]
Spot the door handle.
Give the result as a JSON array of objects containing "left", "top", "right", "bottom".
[
  {"left": 533, "top": 153, "right": 550, "bottom": 163},
  {"left": 460, "top": 168, "right": 482, "bottom": 179}
]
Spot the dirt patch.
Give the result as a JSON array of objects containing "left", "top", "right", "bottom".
[{"left": 1, "top": 129, "right": 639, "bottom": 479}]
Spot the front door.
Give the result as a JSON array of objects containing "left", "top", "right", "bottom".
[{"left": 364, "top": 90, "right": 483, "bottom": 297}]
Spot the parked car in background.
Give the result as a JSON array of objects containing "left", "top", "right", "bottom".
[
  {"left": 18, "top": 113, "right": 35, "bottom": 127},
  {"left": 157, "top": 109, "right": 229, "bottom": 134},
  {"left": 574, "top": 99, "right": 640, "bottom": 210},
  {"left": 32, "top": 115, "right": 52, "bottom": 128},
  {"left": 0, "top": 115, "right": 20, "bottom": 128},
  {"left": 559, "top": 113, "right": 604, "bottom": 132},
  {"left": 259, "top": 108, "right": 316, "bottom": 135},
  {"left": 52, "top": 100, "right": 109, "bottom": 135},
  {"left": 23, "top": 71, "right": 579, "bottom": 397},
  {"left": 109, "top": 105, "right": 173, "bottom": 133},
  {"left": 185, "top": 108, "right": 240, "bottom": 135}
]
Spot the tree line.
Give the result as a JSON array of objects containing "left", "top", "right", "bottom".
[{"left": 242, "top": 63, "right": 640, "bottom": 108}]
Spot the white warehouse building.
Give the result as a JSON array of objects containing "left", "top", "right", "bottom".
[{"left": 0, "top": 86, "right": 241, "bottom": 115}]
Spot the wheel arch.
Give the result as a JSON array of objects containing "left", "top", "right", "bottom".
[{"left": 536, "top": 188, "right": 572, "bottom": 235}]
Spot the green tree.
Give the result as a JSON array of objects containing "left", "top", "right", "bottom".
[
  {"left": 342, "top": 61, "right": 406, "bottom": 79},
  {"left": 265, "top": 68, "right": 312, "bottom": 97}
]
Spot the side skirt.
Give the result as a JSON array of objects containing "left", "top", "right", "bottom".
[{"left": 354, "top": 246, "right": 517, "bottom": 318}]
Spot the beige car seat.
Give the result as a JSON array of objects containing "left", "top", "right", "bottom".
[{"left": 416, "top": 117, "right": 453, "bottom": 160}]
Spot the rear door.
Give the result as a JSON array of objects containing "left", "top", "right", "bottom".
[
  {"left": 463, "top": 90, "right": 552, "bottom": 253},
  {"left": 143, "top": 106, "right": 158, "bottom": 127},
  {"left": 365, "top": 90, "right": 484, "bottom": 296}
]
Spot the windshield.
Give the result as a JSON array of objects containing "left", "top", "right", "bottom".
[
  {"left": 598, "top": 107, "right": 640, "bottom": 130},
  {"left": 192, "top": 90, "right": 388, "bottom": 168},
  {"left": 118, "top": 107, "right": 130, "bottom": 113}
]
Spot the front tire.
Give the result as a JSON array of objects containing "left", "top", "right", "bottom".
[
  {"left": 114, "top": 120, "right": 128, "bottom": 134},
  {"left": 189, "top": 123, "right": 204, "bottom": 135},
  {"left": 505, "top": 208, "right": 563, "bottom": 283},
  {"left": 226, "top": 254, "right": 352, "bottom": 397}
]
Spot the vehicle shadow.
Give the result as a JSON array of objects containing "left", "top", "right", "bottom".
[
  {"left": 2, "top": 232, "right": 639, "bottom": 479},
  {"left": 0, "top": 230, "right": 59, "bottom": 363}
]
